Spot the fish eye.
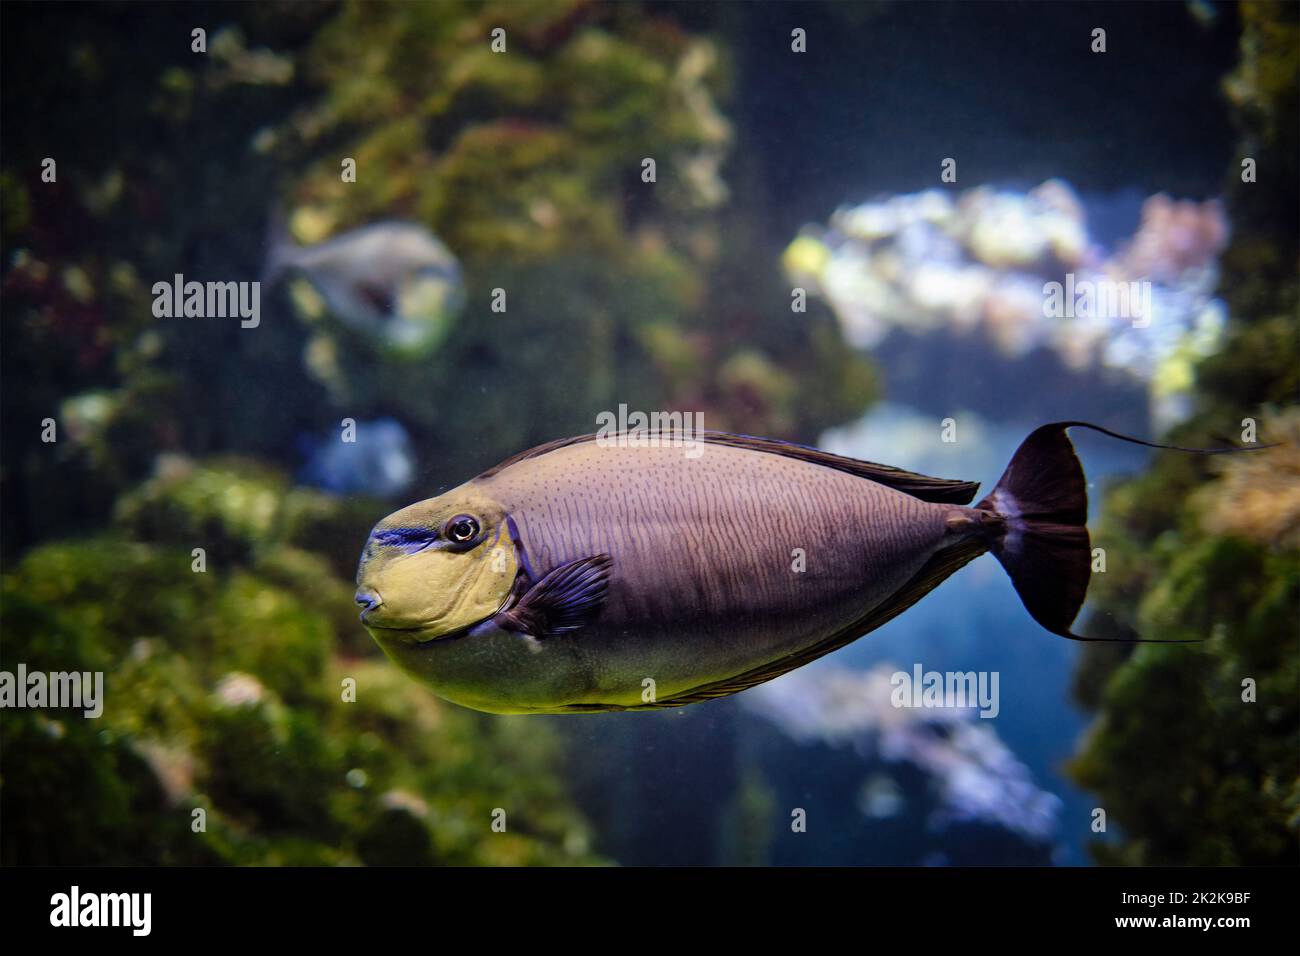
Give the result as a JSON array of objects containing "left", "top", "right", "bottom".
[{"left": 445, "top": 515, "right": 480, "bottom": 543}]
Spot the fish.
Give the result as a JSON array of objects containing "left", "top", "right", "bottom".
[
  {"left": 354, "top": 422, "right": 1250, "bottom": 714},
  {"left": 298, "top": 417, "right": 415, "bottom": 498},
  {"left": 263, "top": 219, "right": 464, "bottom": 356}
]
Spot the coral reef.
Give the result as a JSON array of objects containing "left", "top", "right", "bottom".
[
  {"left": 1, "top": 459, "right": 600, "bottom": 866},
  {"left": 784, "top": 180, "right": 1231, "bottom": 427}
]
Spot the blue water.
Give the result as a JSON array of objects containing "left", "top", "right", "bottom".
[{"left": 816, "top": 402, "right": 1153, "bottom": 865}]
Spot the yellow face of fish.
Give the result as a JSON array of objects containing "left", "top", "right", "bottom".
[{"left": 355, "top": 492, "right": 518, "bottom": 644}]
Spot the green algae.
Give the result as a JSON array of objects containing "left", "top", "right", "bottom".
[{"left": 1069, "top": 0, "right": 1299, "bottom": 866}]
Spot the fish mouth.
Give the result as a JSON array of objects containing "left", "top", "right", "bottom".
[{"left": 354, "top": 568, "right": 484, "bottom": 637}]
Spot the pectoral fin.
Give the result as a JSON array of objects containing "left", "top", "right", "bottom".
[{"left": 495, "top": 554, "right": 613, "bottom": 639}]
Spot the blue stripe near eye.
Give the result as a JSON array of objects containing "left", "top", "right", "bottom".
[{"left": 374, "top": 527, "right": 436, "bottom": 549}]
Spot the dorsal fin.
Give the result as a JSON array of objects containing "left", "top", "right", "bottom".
[
  {"left": 476, "top": 430, "right": 979, "bottom": 505},
  {"left": 686, "top": 431, "right": 979, "bottom": 504}
]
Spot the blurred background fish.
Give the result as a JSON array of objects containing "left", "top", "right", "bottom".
[
  {"left": 264, "top": 219, "right": 465, "bottom": 359},
  {"left": 298, "top": 417, "right": 416, "bottom": 498}
]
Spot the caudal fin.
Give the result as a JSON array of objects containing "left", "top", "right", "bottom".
[
  {"left": 977, "top": 424, "right": 1092, "bottom": 639},
  {"left": 977, "top": 421, "right": 1261, "bottom": 643}
]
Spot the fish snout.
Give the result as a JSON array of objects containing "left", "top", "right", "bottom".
[{"left": 356, "top": 588, "right": 384, "bottom": 620}]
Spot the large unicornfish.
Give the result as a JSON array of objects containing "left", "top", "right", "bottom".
[{"left": 354, "top": 422, "right": 1224, "bottom": 714}]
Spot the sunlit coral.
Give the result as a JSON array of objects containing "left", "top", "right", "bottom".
[{"left": 785, "top": 180, "right": 1231, "bottom": 427}]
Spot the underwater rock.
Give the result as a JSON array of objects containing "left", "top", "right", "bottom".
[
  {"left": 1069, "top": 528, "right": 1299, "bottom": 865},
  {"left": 743, "top": 663, "right": 1060, "bottom": 847},
  {"left": 114, "top": 456, "right": 292, "bottom": 563},
  {"left": 785, "top": 180, "right": 1230, "bottom": 428}
]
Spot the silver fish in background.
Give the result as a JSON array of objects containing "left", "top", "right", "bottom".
[
  {"left": 355, "top": 421, "right": 1246, "bottom": 715},
  {"left": 264, "top": 219, "right": 465, "bottom": 357}
]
